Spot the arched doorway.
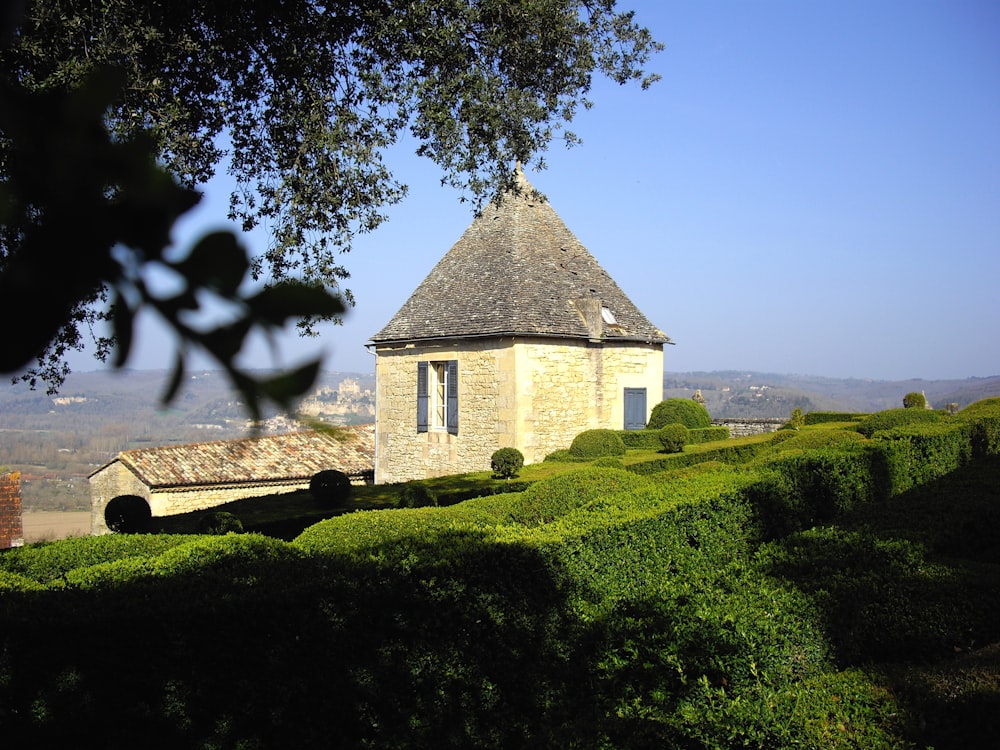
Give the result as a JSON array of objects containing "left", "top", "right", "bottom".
[{"left": 104, "top": 495, "right": 152, "bottom": 533}]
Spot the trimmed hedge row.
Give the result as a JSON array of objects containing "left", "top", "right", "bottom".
[
  {"left": 856, "top": 407, "right": 942, "bottom": 437},
  {"left": 0, "top": 533, "right": 199, "bottom": 585},
  {"left": 687, "top": 425, "right": 730, "bottom": 444},
  {"left": 617, "top": 425, "right": 730, "bottom": 450},
  {"left": 804, "top": 411, "right": 867, "bottom": 425},
  {"left": 627, "top": 434, "right": 777, "bottom": 475},
  {"left": 4, "top": 402, "right": 999, "bottom": 747},
  {"left": 618, "top": 429, "right": 663, "bottom": 449},
  {"left": 954, "top": 397, "right": 1000, "bottom": 456}
]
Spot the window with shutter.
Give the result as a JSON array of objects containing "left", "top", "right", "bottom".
[
  {"left": 418, "top": 359, "right": 459, "bottom": 434},
  {"left": 417, "top": 362, "right": 429, "bottom": 432},
  {"left": 446, "top": 360, "right": 459, "bottom": 435}
]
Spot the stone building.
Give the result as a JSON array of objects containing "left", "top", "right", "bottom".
[
  {"left": 89, "top": 425, "right": 374, "bottom": 534},
  {"left": 368, "top": 169, "right": 670, "bottom": 483}
]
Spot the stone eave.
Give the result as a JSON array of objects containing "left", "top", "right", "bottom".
[{"left": 369, "top": 330, "right": 671, "bottom": 349}]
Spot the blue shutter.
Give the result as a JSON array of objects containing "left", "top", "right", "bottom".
[
  {"left": 446, "top": 360, "right": 459, "bottom": 435},
  {"left": 624, "top": 388, "right": 647, "bottom": 430},
  {"left": 417, "top": 362, "right": 429, "bottom": 433}
]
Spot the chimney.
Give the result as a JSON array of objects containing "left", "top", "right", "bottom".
[{"left": 573, "top": 297, "right": 603, "bottom": 341}]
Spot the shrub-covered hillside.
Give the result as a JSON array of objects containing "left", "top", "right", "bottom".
[{"left": 1, "top": 400, "right": 998, "bottom": 748}]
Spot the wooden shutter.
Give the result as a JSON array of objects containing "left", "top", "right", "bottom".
[
  {"left": 446, "top": 360, "right": 459, "bottom": 435},
  {"left": 417, "top": 361, "right": 429, "bottom": 433},
  {"left": 624, "top": 387, "right": 647, "bottom": 430}
]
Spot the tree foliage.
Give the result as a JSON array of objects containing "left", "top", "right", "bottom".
[{"left": 1, "top": 0, "right": 662, "bottom": 399}]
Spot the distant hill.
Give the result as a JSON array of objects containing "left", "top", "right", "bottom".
[{"left": 664, "top": 371, "right": 1000, "bottom": 419}]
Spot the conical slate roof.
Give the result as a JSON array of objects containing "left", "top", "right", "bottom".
[{"left": 370, "top": 170, "right": 669, "bottom": 345}]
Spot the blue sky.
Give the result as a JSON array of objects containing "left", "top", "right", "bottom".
[{"left": 74, "top": 0, "right": 1000, "bottom": 381}]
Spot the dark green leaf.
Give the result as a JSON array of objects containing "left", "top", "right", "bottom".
[
  {"left": 160, "top": 350, "right": 186, "bottom": 405},
  {"left": 172, "top": 232, "right": 250, "bottom": 296},
  {"left": 246, "top": 283, "right": 345, "bottom": 328},
  {"left": 110, "top": 297, "right": 134, "bottom": 368}
]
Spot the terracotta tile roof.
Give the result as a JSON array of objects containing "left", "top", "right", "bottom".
[
  {"left": 92, "top": 425, "right": 374, "bottom": 489},
  {"left": 370, "top": 169, "right": 669, "bottom": 346}
]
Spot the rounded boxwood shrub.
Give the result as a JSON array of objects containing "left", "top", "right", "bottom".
[
  {"left": 104, "top": 495, "right": 152, "bottom": 533},
  {"left": 648, "top": 398, "right": 712, "bottom": 430},
  {"left": 199, "top": 511, "right": 244, "bottom": 535},
  {"left": 309, "top": 469, "right": 353, "bottom": 506},
  {"left": 569, "top": 429, "right": 626, "bottom": 458},
  {"left": 490, "top": 447, "right": 524, "bottom": 479},
  {"left": 658, "top": 423, "right": 689, "bottom": 453},
  {"left": 903, "top": 391, "right": 927, "bottom": 409},
  {"left": 398, "top": 483, "right": 437, "bottom": 508}
]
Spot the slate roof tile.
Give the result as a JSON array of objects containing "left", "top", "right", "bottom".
[
  {"left": 92, "top": 425, "right": 374, "bottom": 489},
  {"left": 370, "top": 169, "right": 669, "bottom": 345}
]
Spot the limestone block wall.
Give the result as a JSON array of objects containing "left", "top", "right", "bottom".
[
  {"left": 514, "top": 338, "right": 663, "bottom": 463},
  {"left": 90, "top": 462, "right": 152, "bottom": 534},
  {"left": 374, "top": 336, "right": 663, "bottom": 483},
  {"left": 711, "top": 418, "right": 786, "bottom": 437},
  {"left": 375, "top": 341, "right": 506, "bottom": 483},
  {"left": 151, "top": 481, "right": 309, "bottom": 517},
  {"left": 90, "top": 461, "right": 316, "bottom": 534}
]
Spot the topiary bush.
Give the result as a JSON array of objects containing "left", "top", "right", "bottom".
[
  {"left": 903, "top": 392, "right": 927, "bottom": 409},
  {"left": 397, "top": 483, "right": 438, "bottom": 508},
  {"left": 658, "top": 423, "right": 689, "bottom": 453},
  {"left": 491, "top": 447, "right": 524, "bottom": 479},
  {"left": 199, "top": 511, "right": 244, "bottom": 535},
  {"left": 648, "top": 398, "right": 712, "bottom": 430},
  {"left": 104, "top": 495, "right": 152, "bottom": 533},
  {"left": 309, "top": 469, "right": 353, "bottom": 506},
  {"left": 569, "top": 429, "right": 626, "bottom": 459}
]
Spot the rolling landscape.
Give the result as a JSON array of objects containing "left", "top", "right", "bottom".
[{"left": 2, "top": 367, "right": 998, "bottom": 515}]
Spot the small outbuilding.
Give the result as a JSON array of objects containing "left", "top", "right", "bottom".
[
  {"left": 89, "top": 425, "right": 374, "bottom": 534},
  {"left": 369, "top": 169, "right": 670, "bottom": 483}
]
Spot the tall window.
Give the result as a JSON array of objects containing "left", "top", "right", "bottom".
[{"left": 417, "top": 360, "right": 458, "bottom": 434}]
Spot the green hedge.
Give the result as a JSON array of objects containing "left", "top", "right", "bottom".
[
  {"left": 687, "top": 425, "right": 730, "bottom": 444},
  {"left": 954, "top": 398, "right": 1000, "bottom": 456},
  {"left": 618, "top": 429, "right": 663, "bottom": 449},
  {"left": 804, "top": 411, "right": 867, "bottom": 425},
  {"left": 5, "top": 405, "right": 999, "bottom": 747},
  {"left": 870, "top": 422, "right": 973, "bottom": 493},
  {"left": 569, "top": 429, "right": 626, "bottom": 458},
  {"left": 0, "top": 534, "right": 199, "bottom": 586},
  {"left": 749, "top": 447, "right": 881, "bottom": 538},
  {"left": 627, "top": 436, "right": 774, "bottom": 475},
  {"left": 856, "top": 407, "right": 942, "bottom": 437},
  {"left": 766, "top": 428, "right": 868, "bottom": 453},
  {"left": 648, "top": 398, "right": 712, "bottom": 429}
]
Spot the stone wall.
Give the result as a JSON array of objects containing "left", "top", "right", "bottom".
[
  {"left": 90, "top": 460, "right": 370, "bottom": 534},
  {"left": 0, "top": 472, "right": 23, "bottom": 549},
  {"left": 374, "top": 336, "right": 663, "bottom": 483},
  {"left": 711, "top": 418, "right": 786, "bottom": 438}
]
